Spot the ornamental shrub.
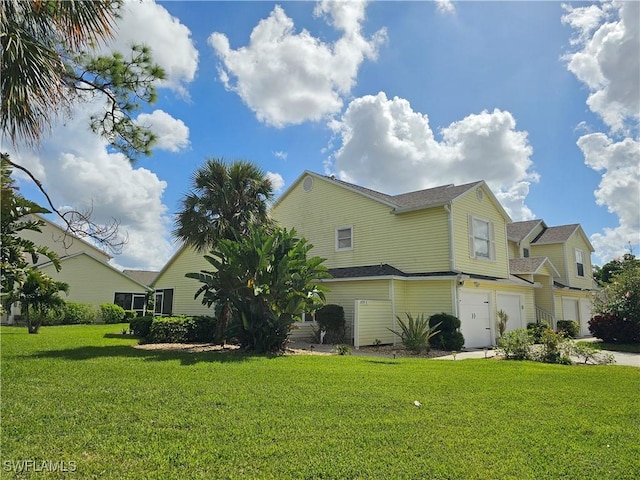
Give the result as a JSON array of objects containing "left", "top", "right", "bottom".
[
  {"left": 100, "top": 303, "right": 126, "bottom": 324},
  {"left": 526, "top": 321, "right": 549, "bottom": 344},
  {"left": 588, "top": 313, "right": 640, "bottom": 344},
  {"left": 556, "top": 320, "right": 580, "bottom": 338},
  {"left": 123, "top": 310, "right": 137, "bottom": 322},
  {"left": 130, "top": 315, "right": 154, "bottom": 338},
  {"left": 535, "top": 329, "right": 572, "bottom": 364},
  {"left": 429, "top": 312, "right": 465, "bottom": 351},
  {"left": 315, "top": 304, "right": 346, "bottom": 344},
  {"left": 389, "top": 313, "right": 441, "bottom": 354},
  {"left": 64, "top": 302, "right": 97, "bottom": 324},
  {"left": 148, "top": 317, "right": 189, "bottom": 343},
  {"left": 184, "top": 316, "right": 217, "bottom": 343},
  {"left": 497, "top": 329, "right": 532, "bottom": 360}
]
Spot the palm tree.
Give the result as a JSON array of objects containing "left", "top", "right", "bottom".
[
  {"left": 16, "top": 269, "right": 69, "bottom": 334},
  {"left": 173, "top": 158, "right": 274, "bottom": 251},
  {"left": 1, "top": 0, "right": 119, "bottom": 146}
]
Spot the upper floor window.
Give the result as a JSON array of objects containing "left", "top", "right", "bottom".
[
  {"left": 336, "top": 226, "right": 353, "bottom": 251},
  {"left": 575, "top": 249, "right": 585, "bottom": 277},
  {"left": 469, "top": 216, "right": 495, "bottom": 261},
  {"left": 523, "top": 248, "right": 530, "bottom": 258}
]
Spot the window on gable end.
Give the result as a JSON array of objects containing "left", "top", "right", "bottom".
[
  {"left": 469, "top": 216, "right": 495, "bottom": 261},
  {"left": 336, "top": 226, "right": 353, "bottom": 251},
  {"left": 575, "top": 249, "right": 585, "bottom": 277},
  {"left": 523, "top": 247, "right": 530, "bottom": 258}
]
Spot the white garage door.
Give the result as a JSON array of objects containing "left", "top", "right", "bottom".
[
  {"left": 458, "top": 290, "right": 492, "bottom": 348},
  {"left": 562, "top": 298, "right": 579, "bottom": 324},
  {"left": 496, "top": 293, "right": 524, "bottom": 333},
  {"left": 579, "top": 298, "right": 592, "bottom": 337}
]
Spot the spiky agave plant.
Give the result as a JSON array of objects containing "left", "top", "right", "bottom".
[{"left": 388, "top": 313, "right": 441, "bottom": 353}]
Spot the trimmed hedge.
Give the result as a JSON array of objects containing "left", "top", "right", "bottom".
[
  {"left": 41, "top": 302, "right": 97, "bottom": 325},
  {"left": 130, "top": 316, "right": 153, "bottom": 338},
  {"left": 100, "top": 303, "right": 126, "bottom": 324},
  {"left": 556, "top": 320, "right": 580, "bottom": 338},
  {"left": 429, "top": 312, "right": 465, "bottom": 351},
  {"left": 147, "top": 316, "right": 218, "bottom": 343}
]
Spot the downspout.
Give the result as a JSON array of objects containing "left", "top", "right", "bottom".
[
  {"left": 445, "top": 203, "right": 459, "bottom": 318},
  {"left": 390, "top": 279, "right": 397, "bottom": 346}
]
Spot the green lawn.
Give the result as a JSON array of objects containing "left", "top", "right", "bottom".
[{"left": 2, "top": 325, "right": 639, "bottom": 480}]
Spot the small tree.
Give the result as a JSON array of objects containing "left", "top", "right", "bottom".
[
  {"left": 13, "top": 269, "right": 69, "bottom": 334},
  {"left": 187, "top": 225, "right": 330, "bottom": 353},
  {"left": 496, "top": 310, "right": 509, "bottom": 338},
  {"left": 590, "top": 262, "right": 640, "bottom": 344}
]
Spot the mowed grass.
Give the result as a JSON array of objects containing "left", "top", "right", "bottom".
[{"left": 1, "top": 325, "right": 639, "bottom": 480}]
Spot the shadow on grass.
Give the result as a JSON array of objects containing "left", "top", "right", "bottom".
[
  {"left": 362, "top": 359, "right": 400, "bottom": 366},
  {"left": 26, "top": 344, "right": 253, "bottom": 366}
]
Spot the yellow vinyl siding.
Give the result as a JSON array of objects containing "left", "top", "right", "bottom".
[
  {"left": 565, "top": 234, "right": 595, "bottom": 289},
  {"left": 531, "top": 244, "right": 567, "bottom": 284},
  {"left": 508, "top": 241, "right": 519, "bottom": 259},
  {"left": 451, "top": 185, "right": 510, "bottom": 278},
  {"left": 271, "top": 177, "right": 451, "bottom": 273},
  {"left": 38, "top": 255, "right": 146, "bottom": 305},
  {"left": 152, "top": 247, "right": 214, "bottom": 316},
  {"left": 400, "top": 280, "right": 454, "bottom": 318},
  {"left": 323, "top": 279, "right": 391, "bottom": 340},
  {"left": 355, "top": 300, "right": 394, "bottom": 347}
]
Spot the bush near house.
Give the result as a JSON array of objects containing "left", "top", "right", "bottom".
[
  {"left": 589, "top": 313, "right": 640, "bottom": 344},
  {"left": 130, "top": 315, "right": 154, "bottom": 338},
  {"left": 314, "top": 304, "right": 346, "bottom": 344},
  {"left": 40, "top": 302, "right": 97, "bottom": 326},
  {"left": 389, "top": 313, "right": 441, "bottom": 354},
  {"left": 526, "top": 321, "right": 549, "bottom": 343},
  {"left": 428, "top": 312, "right": 465, "bottom": 351},
  {"left": 497, "top": 329, "right": 532, "bottom": 360},
  {"left": 100, "top": 303, "right": 126, "bottom": 324},
  {"left": 145, "top": 316, "right": 218, "bottom": 343},
  {"left": 556, "top": 320, "right": 580, "bottom": 338}
]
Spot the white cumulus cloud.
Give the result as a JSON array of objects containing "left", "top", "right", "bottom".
[
  {"left": 562, "top": 1, "right": 639, "bottom": 133},
  {"left": 435, "top": 0, "right": 456, "bottom": 15},
  {"left": 328, "top": 92, "right": 538, "bottom": 220},
  {"left": 563, "top": 1, "right": 640, "bottom": 262},
  {"left": 209, "top": 1, "right": 386, "bottom": 127},
  {"left": 107, "top": 0, "right": 199, "bottom": 95},
  {"left": 267, "top": 171, "right": 285, "bottom": 194},
  {"left": 7, "top": 99, "right": 175, "bottom": 271},
  {"left": 135, "top": 110, "right": 190, "bottom": 152}
]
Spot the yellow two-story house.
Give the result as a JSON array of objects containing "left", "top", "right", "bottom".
[{"left": 271, "top": 171, "right": 597, "bottom": 348}]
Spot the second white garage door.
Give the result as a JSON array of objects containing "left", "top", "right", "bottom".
[{"left": 458, "top": 290, "right": 492, "bottom": 348}]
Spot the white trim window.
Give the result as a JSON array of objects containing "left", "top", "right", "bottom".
[
  {"left": 469, "top": 216, "right": 495, "bottom": 261},
  {"left": 335, "top": 226, "right": 353, "bottom": 251},
  {"left": 575, "top": 249, "right": 585, "bottom": 277}
]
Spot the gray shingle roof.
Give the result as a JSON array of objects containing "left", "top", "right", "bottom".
[
  {"left": 507, "top": 220, "right": 543, "bottom": 242},
  {"left": 509, "top": 257, "right": 548, "bottom": 274},
  {"left": 324, "top": 176, "right": 482, "bottom": 210},
  {"left": 123, "top": 269, "right": 159, "bottom": 286},
  {"left": 532, "top": 224, "right": 580, "bottom": 245}
]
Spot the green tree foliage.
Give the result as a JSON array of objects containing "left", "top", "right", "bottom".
[
  {"left": 594, "top": 253, "right": 640, "bottom": 285},
  {"left": 590, "top": 260, "right": 640, "bottom": 343},
  {"left": 174, "top": 159, "right": 274, "bottom": 252},
  {"left": 1, "top": 157, "right": 60, "bottom": 310},
  {"left": 187, "top": 226, "right": 330, "bottom": 353},
  {"left": 1, "top": 0, "right": 164, "bottom": 158},
  {"left": 11, "top": 269, "right": 69, "bottom": 334}
]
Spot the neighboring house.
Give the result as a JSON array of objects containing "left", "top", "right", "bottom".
[
  {"left": 3, "top": 215, "right": 151, "bottom": 323},
  {"left": 150, "top": 245, "right": 213, "bottom": 317},
  {"left": 148, "top": 171, "right": 597, "bottom": 349},
  {"left": 507, "top": 220, "right": 596, "bottom": 336}
]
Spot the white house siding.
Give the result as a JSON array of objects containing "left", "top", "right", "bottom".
[
  {"left": 38, "top": 254, "right": 147, "bottom": 305},
  {"left": 152, "top": 246, "right": 215, "bottom": 317}
]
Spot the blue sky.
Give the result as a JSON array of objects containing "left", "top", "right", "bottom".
[{"left": 8, "top": 0, "right": 639, "bottom": 271}]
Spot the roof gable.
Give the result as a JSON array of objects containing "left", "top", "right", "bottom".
[
  {"left": 32, "top": 213, "right": 112, "bottom": 260},
  {"left": 507, "top": 220, "right": 545, "bottom": 242},
  {"left": 37, "top": 252, "right": 151, "bottom": 290},
  {"left": 274, "top": 172, "right": 509, "bottom": 218},
  {"left": 531, "top": 224, "right": 594, "bottom": 252},
  {"left": 509, "top": 257, "right": 560, "bottom": 277}
]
